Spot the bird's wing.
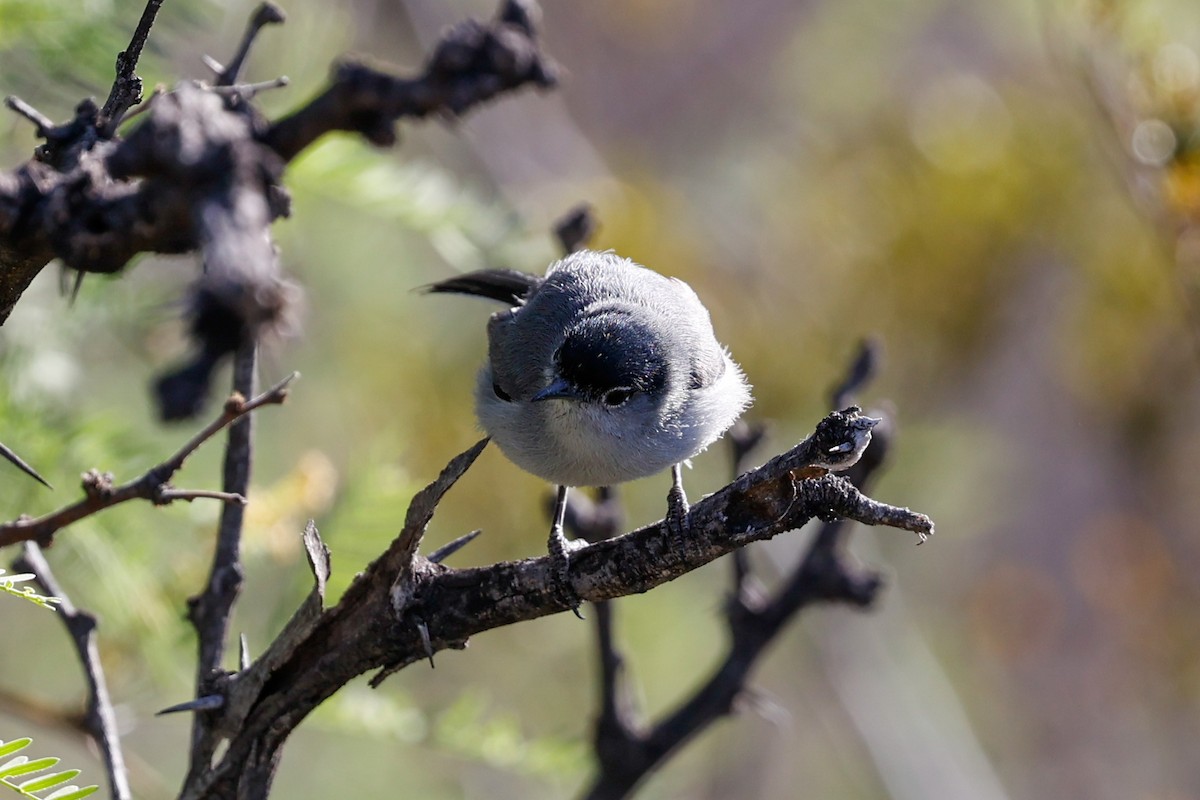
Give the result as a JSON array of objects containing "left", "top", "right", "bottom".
[{"left": 423, "top": 269, "right": 544, "bottom": 306}]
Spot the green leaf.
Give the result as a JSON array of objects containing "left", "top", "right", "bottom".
[
  {"left": 0, "top": 738, "right": 96, "bottom": 798},
  {"left": 18, "top": 768, "right": 79, "bottom": 792},
  {"left": 0, "top": 581, "right": 62, "bottom": 610},
  {"left": 0, "top": 741, "right": 31, "bottom": 759},
  {"left": 0, "top": 756, "right": 27, "bottom": 775},
  {"left": 44, "top": 786, "right": 100, "bottom": 800},
  {"left": 0, "top": 755, "right": 57, "bottom": 779}
]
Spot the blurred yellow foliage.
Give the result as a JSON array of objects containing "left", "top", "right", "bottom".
[{"left": 244, "top": 450, "right": 339, "bottom": 562}]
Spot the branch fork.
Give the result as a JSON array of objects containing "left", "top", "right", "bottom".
[{"left": 0, "top": 372, "right": 294, "bottom": 550}]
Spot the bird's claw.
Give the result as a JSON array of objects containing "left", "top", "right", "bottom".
[
  {"left": 548, "top": 523, "right": 586, "bottom": 618},
  {"left": 665, "top": 478, "right": 691, "bottom": 558}
]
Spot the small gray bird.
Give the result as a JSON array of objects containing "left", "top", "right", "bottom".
[{"left": 428, "top": 250, "right": 752, "bottom": 610}]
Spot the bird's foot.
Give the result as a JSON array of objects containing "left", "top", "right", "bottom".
[
  {"left": 548, "top": 523, "right": 587, "bottom": 619},
  {"left": 665, "top": 472, "right": 691, "bottom": 559}
]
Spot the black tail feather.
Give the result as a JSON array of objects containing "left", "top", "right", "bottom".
[{"left": 423, "top": 269, "right": 543, "bottom": 306}]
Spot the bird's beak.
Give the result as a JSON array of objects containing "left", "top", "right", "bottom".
[{"left": 532, "top": 378, "right": 583, "bottom": 403}]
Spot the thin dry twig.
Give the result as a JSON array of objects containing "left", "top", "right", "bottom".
[
  {"left": 0, "top": 372, "right": 295, "bottom": 549},
  {"left": 100, "top": 0, "right": 166, "bottom": 133},
  {"left": 262, "top": 0, "right": 557, "bottom": 161},
  {"left": 209, "top": 2, "right": 286, "bottom": 88},
  {"left": 12, "top": 543, "right": 131, "bottom": 800},
  {"left": 184, "top": 342, "right": 261, "bottom": 788},
  {"left": 4, "top": 95, "right": 54, "bottom": 136}
]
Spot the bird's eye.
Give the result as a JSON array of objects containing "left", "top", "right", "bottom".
[
  {"left": 492, "top": 382, "right": 512, "bottom": 402},
  {"left": 603, "top": 388, "right": 633, "bottom": 407}
]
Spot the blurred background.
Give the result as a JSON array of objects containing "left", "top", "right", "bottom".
[{"left": 3, "top": 0, "right": 1200, "bottom": 797}]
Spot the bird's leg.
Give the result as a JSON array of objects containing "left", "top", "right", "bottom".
[
  {"left": 665, "top": 463, "right": 691, "bottom": 556},
  {"left": 548, "top": 484, "right": 586, "bottom": 618}
]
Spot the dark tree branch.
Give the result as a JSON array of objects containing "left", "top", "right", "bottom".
[
  {"left": 12, "top": 543, "right": 131, "bottom": 800},
  {"left": 0, "top": 0, "right": 554, "bottom": 342},
  {"left": 582, "top": 341, "right": 894, "bottom": 800},
  {"left": 210, "top": 2, "right": 286, "bottom": 88},
  {"left": 726, "top": 418, "right": 770, "bottom": 593},
  {"left": 0, "top": 372, "right": 294, "bottom": 550},
  {"left": 184, "top": 342, "right": 259, "bottom": 789},
  {"left": 565, "top": 487, "right": 640, "bottom": 775},
  {"left": 831, "top": 337, "right": 881, "bottom": 410},
  {"left": 163, "top": 407, "right": 929, "bottom": 800},
  {"left": 554, "top": 203, "right": 598, "bottom": 254},
  {"left": 100, "top": 0, "right": 165, "bottom": 134},
  {"left": 262, "top": 0, "right": 557, "bottom": 161}
]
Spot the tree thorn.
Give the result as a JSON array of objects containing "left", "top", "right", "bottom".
[
  {"left": 428, "top": 530, "right": 482, "bottom": 564},
  {"left": 156, "top": 694, "right": 225, "bottom": 716}
]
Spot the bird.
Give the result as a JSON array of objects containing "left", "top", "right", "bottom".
[{"left": 427, "top": 249, "right": 753, "bottom": 611}]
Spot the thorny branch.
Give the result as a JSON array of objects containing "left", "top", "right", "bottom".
[
  {"left": 582, "top": 340, "right": 893, "bottom": 800},
  {"left": 183, "top": 341, "right": 260, "bottom": 789},
  {"left": 0, "top": 0, "right": 554, "bottom": 288},
  {"left": 0, "top": 0, "right": 557, "bottom": 424},
  {"left": 0, "top": 372, "right": 294, "bottom": 550},
  {"left": 12, "top": 543, "right": 131, "bottom": 800},
  {"left": 160, "top": 406, "right": 930, "bottom": 800}
]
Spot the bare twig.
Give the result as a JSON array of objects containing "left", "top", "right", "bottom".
[
  {"left": 100, "top": 0, "right": 165, "bottom": 134},
  {"left": 831, "top": 337, "right": 880, "bottom": 410},
  {"left": 0, "top": 372, "right": 295, "bottom": 549},
  {"left": 210, "top": 76, "right": 290, "bottom": 100},
  {"left": 263, "top": 0, "right": 558, "bottom": 161},
  {"left": 184, "top": 341, "right": 259, "bottom": 788},
  {"left": 726, "top": 419, "right": 770, "bottom": 592},
  {"left": 566, "top": 486, "right": 636, "bottom": 775},
  {"left": 210, "top": 2, "right": 286, "bottom": 87},
  {"left": 156, "top": 488, "right": 247, "bottom": 504},
  {"left": 4, "top": 95, "right": 54, "bottom": 137},
  {"left": 554, "top": 203, "right": 598, "bottom": 255},
  {"left": 12, "top": 543, "right": 131, "bottom": 800}
]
